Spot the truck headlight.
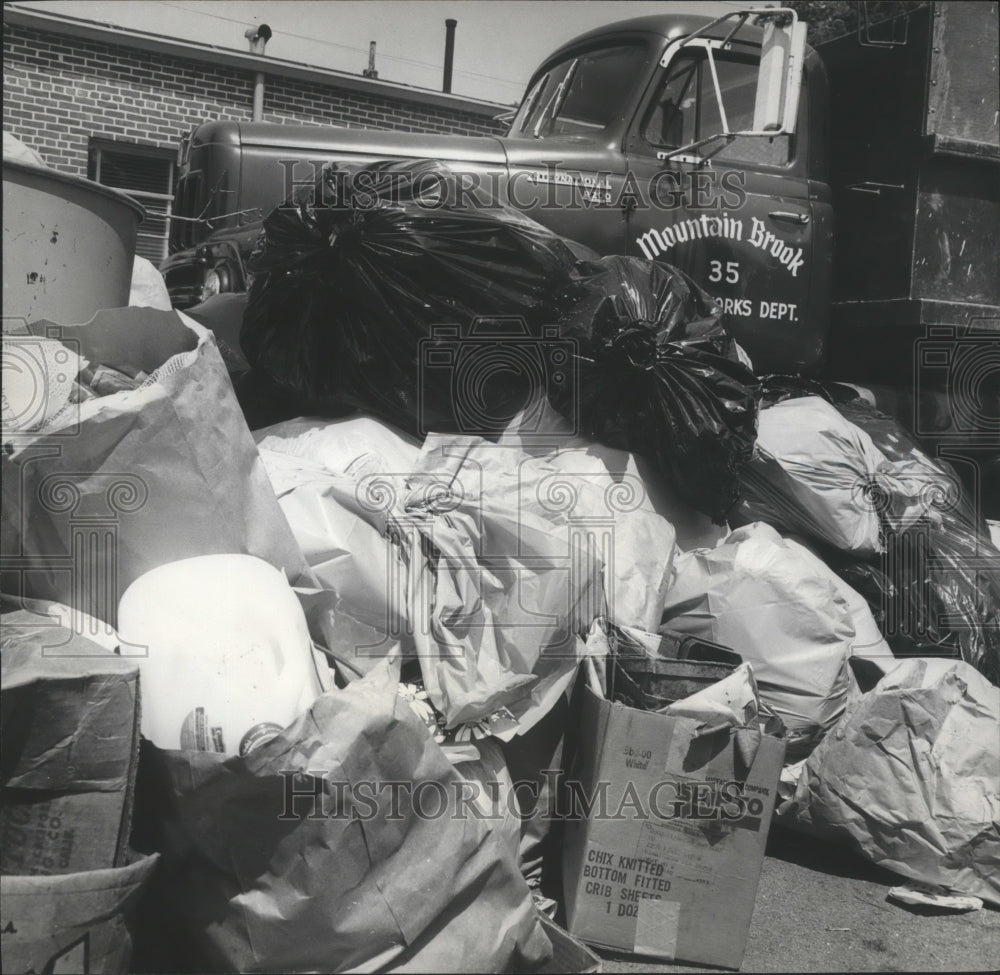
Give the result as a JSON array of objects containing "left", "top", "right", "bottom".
[
  {"left": 201, "top": 268, "right": 223, "bottom": 301},
  {"left": 201, "top": 265, "right": 231, "bottom": 301},
  {"left": 201, "top": 270, "right": 220, "bottom": 300}
]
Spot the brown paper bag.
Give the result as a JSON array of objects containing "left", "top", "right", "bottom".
[
  {"left": 137, "top": 656, "right": 551, "bottom": 973},
  {"left": 1, "top": 308, "right": 309, "bottom": 628}
]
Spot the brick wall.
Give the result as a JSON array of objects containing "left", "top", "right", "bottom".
[{"left": 3, "top": 23, "right": 506, "bottom": 176}]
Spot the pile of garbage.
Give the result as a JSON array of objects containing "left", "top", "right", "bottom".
[{"left": 2, "top": 157, "right": 998, "bottom": 974}]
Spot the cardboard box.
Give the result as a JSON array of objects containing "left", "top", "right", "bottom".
[
  {"left": 0, "top": 854, "right": 158, "bottom": 975},
  {"left": 562, "top": 659, "right": 785, "bottom": 970},
  {"left": 530, "top": 914, "right": 602, "bottom": 974},
  {"left": 1, "top": 606, "right": 141, "bottom": 875}
]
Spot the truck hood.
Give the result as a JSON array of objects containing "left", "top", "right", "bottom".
[
  {"left": 499, "top": 135, "right": 626, "bottom": 171},
  {"left": 237, "top": 122, "right": 508, "bottom": 165}
]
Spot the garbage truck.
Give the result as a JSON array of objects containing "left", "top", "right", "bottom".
[{"left": 161, "top": 2, "right": 999, "bottom": 393}]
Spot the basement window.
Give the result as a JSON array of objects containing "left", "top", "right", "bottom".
[{"left": 88, "top": 140, "right": 175, "bottom": 265}]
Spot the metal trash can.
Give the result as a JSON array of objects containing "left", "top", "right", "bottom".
[{"left": 3, "top": 159, "right": 145, "bottom": 328}]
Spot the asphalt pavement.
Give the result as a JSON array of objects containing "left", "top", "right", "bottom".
[{"left": 595, "top": 826, "right": 999, "bottom": 973}]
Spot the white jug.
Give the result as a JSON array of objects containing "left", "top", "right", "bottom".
[{"left": 118, "top": 554, "right": 324, "bottom": 755}]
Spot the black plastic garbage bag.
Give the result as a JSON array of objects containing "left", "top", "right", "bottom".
[
  {"left": 551, "top": 255, "right": 758, "bottom": 523},
  {"left": 822, "top": 528, "right": 1000, "bottom": 685},
  {"left": 241, "top": 159, "right": 587, "bottom": 436},
  {"left": 756, "top": 373, "right": 859, "bottom": 409}
]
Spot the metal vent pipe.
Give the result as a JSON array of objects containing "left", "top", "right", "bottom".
[
  {"left": 443, "top": 19, "right": 456, "bottom": 93},
  {"left": 363, "top": 41, "right": 379, "bottom": 78},
  {"left": 244, "top": 24, "right": 272, "bottom": 121}
]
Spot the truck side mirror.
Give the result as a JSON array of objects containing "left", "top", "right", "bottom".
[
  {"left": 752, "top": 15, "right": 807, "bottom": 133},
  {"left": 655, "top": 7, "right": 807, "bottom": 163}
]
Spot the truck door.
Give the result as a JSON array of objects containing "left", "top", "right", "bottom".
[
  {"left": 499, "top": 40, "right": 656, "bottom": 257},
  {"left": 624, "top": 42, "right": 823, "bottom": 375}
]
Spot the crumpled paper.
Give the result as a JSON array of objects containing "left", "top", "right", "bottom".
[
  {"left": 255, "top": 416, "right": 424, "bottom": 646},
  {"left": 780, "top": 657, "right": 1000, "bottom": 906},
  {"left": 887, "top": 885, "right": 983, "bottom": 912},
  {"left": 663, "top": 661, "right": 760, "bottom": 727}
]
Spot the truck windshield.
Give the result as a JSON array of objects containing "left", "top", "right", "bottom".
[
  {"left": 510, "top": 43, "right": 651, "bottom": 139},
  {"left": 642, "top": 51, "right": 791, "bottom": 166}
]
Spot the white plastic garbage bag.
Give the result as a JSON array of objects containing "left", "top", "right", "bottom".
[
  {"left": 396, "top": 434, "right": 612, "bottom": 733},
  {"left": 780, "top": 657, "right": 1000, "bottom": 906},
  {"left": 254, "top": 415, "right": 421, "bottom": 638},
  {"left": 738, "top": 396, "right": 889, "bottom": 554},
  {"left": 500, "top": 404, "right": 679, "bottom": 631},
  {"left": 662, "top": 522, "right": 869, "bottom": 759},
  {"left": 254, "top": 414, "right": 420, "bottom": 480}
]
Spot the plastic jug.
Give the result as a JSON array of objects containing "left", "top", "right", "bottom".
[{"left": 117, "top": 554, "right": 324, "bottom": 755}]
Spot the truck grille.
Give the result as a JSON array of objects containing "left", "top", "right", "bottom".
[
  {"left": 169, "top": 173, "right": 204, "bottom": 252},
  {"left": 163, "top": 263, "right": 205, "bottom": 309}
]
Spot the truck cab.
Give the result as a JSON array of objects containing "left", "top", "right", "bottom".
[
  {"left": 488, "top": 13, "right": 829, "bottom": 374},
  {"left": 162, "top": 9, "right": 826, "bottom": 374}
]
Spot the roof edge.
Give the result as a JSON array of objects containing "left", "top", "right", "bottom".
[{"left": 3, "top": 4, "right": 512, "bottom": 115}]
